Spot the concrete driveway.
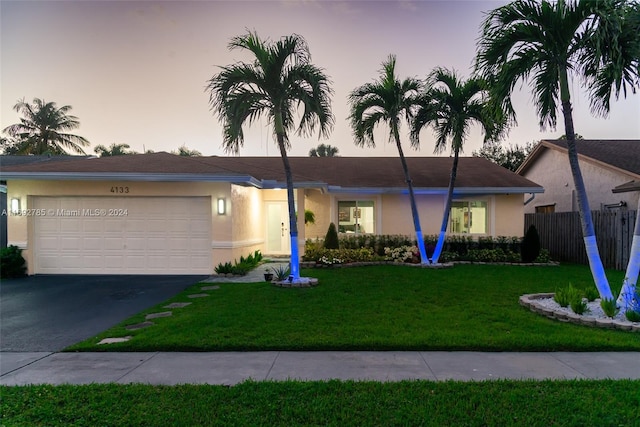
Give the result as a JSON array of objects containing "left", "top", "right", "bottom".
[{"left": 0, "top": 275, "right": 207, "bottom": 351}]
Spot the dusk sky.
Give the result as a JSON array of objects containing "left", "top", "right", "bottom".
[{"left": 2, "top": 0, "right": 639, "bottom": 158}]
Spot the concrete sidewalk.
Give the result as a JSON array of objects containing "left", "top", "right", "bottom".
[{"left": 1, "top": 351, "right": 639, "bottom": 386}]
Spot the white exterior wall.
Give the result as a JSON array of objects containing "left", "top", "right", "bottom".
[{"left": 522, "top": 148, "right": 639, "bottom": 213}]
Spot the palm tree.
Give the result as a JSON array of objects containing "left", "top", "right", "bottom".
[
  {"left": 475, "top": 0, "right": 639, "bottom": 300},
  {"left": 348, "top": 55, "right": 429, "bottom": 264},
  {"left": 309, "top": 143, "right": 339, "bottom": 157},
  {"left": 411, "top": 67, "right": 504, "bottom": 264},
  {"left": 2, "top": 98, "right": 89, "bottom": 155},
  {"left": 94, "top": 143, "right": 137, "bottom": 157},
  {"left": 172, "top": 144, "right": 202, "bottom": 157},
  {"left": 207, "top": 31, "right": 333, "bottom": 280},
  {"left": 621, "top": 195, "right": 640, "bottom": 309}
]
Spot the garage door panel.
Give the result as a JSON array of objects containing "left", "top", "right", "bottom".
[
  {"left": 60, "top": 237, "right": 81, "bottom": 250},
  {"left": 147, "top": 220, "right": 168, "bottom": 232},
  {"left": 124, "top": 239, "right": 146, "bottom": 250},
  {"left": 34, "top": 196, "right": 212, "bottom": 274},
  {"left": 81, "top": 256, "right": 105, "bottom": 269},
  {"left": 82, "top": 219, "right": 105, "bottom": 232},
  {"left": 101, "top": 238, "right": 123, "bottom": 250},
  {"left": 104, "top": 219, "right": 125, "bottom": 232},
  {"left": 38, "top": 217, "right": 59, "bottom": 231}
]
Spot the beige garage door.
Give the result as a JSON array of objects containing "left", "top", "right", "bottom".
[{"left": 33, "top": 196, "right": 212, "bottom": 274}]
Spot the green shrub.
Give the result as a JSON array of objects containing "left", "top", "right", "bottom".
[
  {"left": 305, "top": 234, "right": 545, "bottom": 265},
  {"left": 214, "top": 261, "right": 234, "bottom": 275},
  {"left": 534, "top": 249, "right": 551, "bottom": 263},
  {"left": 521, "top": 225, "right": 541, "bottom": 263},
  {"left": 214, "top": 250, "right": 263, "bottom": 276},
  {"left": 600, "top": 298, "right": 619, "bottom": 318},
  {"left": 554, "top": 284, "right": 578, "bottom": 308},
  {"left": 464, "top": 248, "right": 521, "bottom": 263},
  {"left": 303, "top": 247, "right": 379, "bottom": 264},
  {"left": 625, "top": 309, "right": 640, "bottom": 322},
  {"left": 324, "top": 223, "right": 339, "bottom": 249},
  {"left": 270, "top": 264, "right": 290, "bottom": 281},
  {"left": 570, "top": 294, "right": 589, "bottom": 315},
  {"left": 583, "top": 286, "right": 599, "bottom": 302},
  {"left": 384, "top": 246, "right": 419, "bottom": 263},
  {"left": 0, "top": 245, "right": 26, "bottom": 278}
]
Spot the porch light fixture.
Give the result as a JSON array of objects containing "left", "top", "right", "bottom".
[
  {"left": 217, "top": 198, "right": 226, "bottom": 215},
  {"left": 10, "top": 198, "right": 20, "bottom": 213}
]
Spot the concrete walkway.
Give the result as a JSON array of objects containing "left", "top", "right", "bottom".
[{"left": 1, "top": 351, "right": 639, "bottom": 386}]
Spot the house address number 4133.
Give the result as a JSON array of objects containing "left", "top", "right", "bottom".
[{"left": 110, "top": 186, "right": 130, "bottom": 194}]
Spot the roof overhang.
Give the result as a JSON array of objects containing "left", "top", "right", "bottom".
[
  {"left": 0, "top": 172, "right": 263, "bottom": 187},
  {"left": 612, "top": 180, "right": 640, "bottom": 193},
  {"left": 326, "top": 186, "right": 543, "bottom": 195},
  {"left": 0, "top": 173, "right": 544, "bottom": 195}
]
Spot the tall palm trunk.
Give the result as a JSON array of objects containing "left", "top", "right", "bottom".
[
  {"left": 559, "top": 69, "right": 614, "bottom": 300},
  {"left": 431, "top": 147, "right": 459, "bottom": 264},
  {"left": 275, "top": 131, "right": 300, "bottom": 280},
  {"left": 393, "top": 126, "right": 428, "bottom": 265},
  {"left": 618, "top": 196, "right": 640, "bottom": 308}
]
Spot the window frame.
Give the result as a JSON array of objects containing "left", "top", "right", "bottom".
[
  {"left": 335, "top": 198, "right": 377, "bottom": 235},
  {"left": 448, "top": 199, "right": 490, "bottom": 235}
]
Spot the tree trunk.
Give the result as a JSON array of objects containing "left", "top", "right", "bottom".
[
  {"left": 559, "top": 68, "right": 613, "bottom": 300},
  {"left": 618, "top": 197, "right": 639, "bottom": 308},
  {"left": 431, "top": 147, "right": 459, "bottom": 264},
  {"left": 393, "top": 125, "right": 428, "bottom": 264},
  {"left": 276, "top": 131, "right": 301, "bottom": 280}
]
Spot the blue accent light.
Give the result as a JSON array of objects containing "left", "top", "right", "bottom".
[{"left": 290, "top": 232, "right": 300, "bottom": 279}]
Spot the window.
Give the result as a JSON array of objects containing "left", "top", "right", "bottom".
[
  {"left": 535, "top": 204, "right": 555, "bottom": 214},
  {"left": 449, "top": 201, "right": 487, "bottom": 234},
  {"left": 338, "top": 200, "right": 374, "bottom": 234}
]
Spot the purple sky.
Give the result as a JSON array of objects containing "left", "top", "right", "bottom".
[{"left": 1, "top": 0, "right": 638, "bottom": 157}]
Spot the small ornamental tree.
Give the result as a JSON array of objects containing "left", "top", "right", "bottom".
[
  {"left": 521, "top": 225, "right": 541, "bottom": 263},
  {"left": 324, "top": 222, "right": 339, "bottom": 249}
]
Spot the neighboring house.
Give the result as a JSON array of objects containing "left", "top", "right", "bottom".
[
  {"left": 517, "top": 139, "right": 640, "bottom": 214},
  {"left": 0, "top": 153, "right": 542, "bottom": 275},
  {"left": 0, "top": 155, "right": 93, "bottom": 248}
]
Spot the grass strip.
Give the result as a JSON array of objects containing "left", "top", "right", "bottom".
[
  {"left": 67, "top": 264, "right": 640, "bottom": 352},
  {"left": 2, "top": 380, "right": 639, "bottom": 426}
]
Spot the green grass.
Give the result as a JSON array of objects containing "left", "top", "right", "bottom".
[
  {"left": 2, "top": 380, "right": 639, "bottom": 426},
  {"left": 67, "top": 264, "right": 640, "bottom": 352}
]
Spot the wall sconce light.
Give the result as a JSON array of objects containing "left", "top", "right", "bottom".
[
  {"left": 217, "top": 198, "right": 226, "bottom": 215},
  {"left": 10, "top": 198, "right": 20, "bottom": 213}
]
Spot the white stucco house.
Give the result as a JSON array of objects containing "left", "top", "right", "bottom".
[
  {"left": 1, "top": 153, "right": 542, "bottom": 275},
  {"left": 517, "top": 139, "right": 640, "bottom": 214}
]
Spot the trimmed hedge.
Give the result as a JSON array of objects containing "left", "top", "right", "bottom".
[{"left": 305, "top": 235, "right": 551, "bottom": 265}]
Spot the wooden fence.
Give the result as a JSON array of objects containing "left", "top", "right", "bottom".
[{"left": 525, "top": 210, "right": 637, "bottom": 270}]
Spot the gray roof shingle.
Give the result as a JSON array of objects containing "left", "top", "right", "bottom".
[
  {"left": 542, "top": 139, "right": 640, "bottom": 175},
  {"left": 0, "top": 152, "right": 541, "bottom": 191}
]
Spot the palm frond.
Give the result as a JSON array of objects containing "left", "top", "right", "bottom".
[{"left": 207, "top": 31, "right": 333, "bottom": 154}]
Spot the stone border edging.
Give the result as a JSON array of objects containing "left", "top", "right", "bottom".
[
  {"left": 519, "top": 293, "right": 640, "bottom": 332},
  {"left": 272, "top": 277, "right": 319, "bottom": 288}
]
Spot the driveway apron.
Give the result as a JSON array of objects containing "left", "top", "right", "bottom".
[{"left": 0, "top": 275, "right": 206, "bottom": 352}]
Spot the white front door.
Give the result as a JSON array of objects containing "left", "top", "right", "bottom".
[{"left": 265, "top": 201, "right": 290, "bottom": 255}]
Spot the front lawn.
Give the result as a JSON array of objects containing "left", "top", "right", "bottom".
[
  {"left": 2, "top": 380, "right": 639, "bottom": 426},
  {"left": 67, "top": 264, "right": 640, "bottom": 352}
]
